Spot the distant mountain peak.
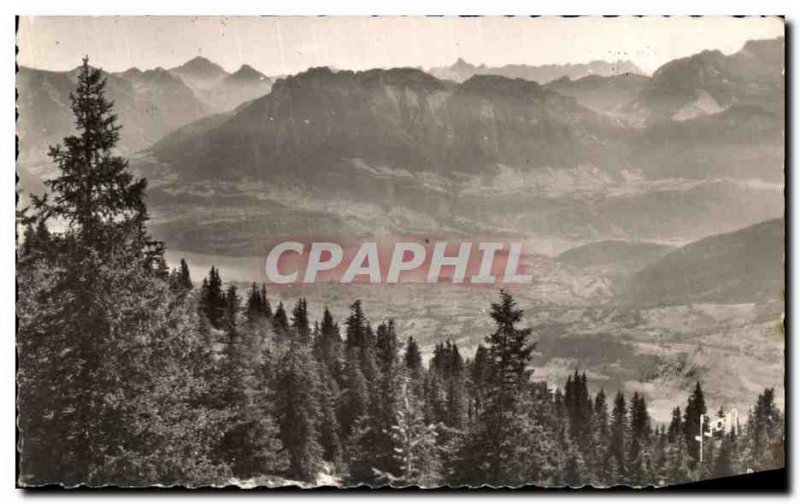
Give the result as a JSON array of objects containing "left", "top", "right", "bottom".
[
  {"left": 121, "top": 67, "right": 143, "bottom": 76},
  {"left": 171, "top": 56, "right": 228, "bottom": 78},
  {"left": 230, "top": 64, "right": 267, "bottom": 81},
  {"left": 184, "top": 55, "right": 216, "bottom": 66},
  {"left": 452, "top": 57, "right": 475, "bottom": 70}
]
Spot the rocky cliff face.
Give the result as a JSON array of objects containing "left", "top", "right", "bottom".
[
  {"left": 150, "top": 66, "right": 627, "bottom": 183},
  {"left": 629, "top": 37, "right": 784, "bottom": 123}
]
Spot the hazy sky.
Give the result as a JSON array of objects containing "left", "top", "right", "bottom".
[{"left": 18, "top": 16, "right": 784, "bottom": 76}]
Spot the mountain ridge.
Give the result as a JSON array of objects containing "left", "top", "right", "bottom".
[
  {"left": 629, "top": 37, "right": 784, "bottom": 123},
  {"left": 429, "top": 57, "right": 646, "bottom": 84},
  {"left": 621, "top": 218, "right": 784, "bottom": 306}
]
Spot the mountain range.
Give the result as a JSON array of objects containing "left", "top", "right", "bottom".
[
  {"left": 428, "top": 57, "right": 645, "bottom": 84},
  {"left": 17, "top": 38, "right": 785, "bottom": 272},
  {"left": 170, "top": 57, "right": 273, "bottom": 113},
  {"left": 17, "top": 56, "right": 272, "bottom": 167},
  {"left": 128, "top": 37, "right": 783, "bottom": 253}
]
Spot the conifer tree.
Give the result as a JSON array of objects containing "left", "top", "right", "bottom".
[
  {"left": 626, "top": 392, "right": 651, "bottom": 485},
  {"left": 403, "top": 336, "right": 426, "bottom": 400},
  {"left": 172, "top": 258, "right": 192, "bottom": 291},
  {"left": 338, "top": 346, "right": 368, "bottom": 439},
  {"left": 215, "top": 314, "right": 286, "bottom": 478},
  {"left": 747, "top": 387, "right": 784, "bottom": 471},
  {"left": 468, "top": 344, "right": 492, "bottom": 420},
  {"left": 260, "top": 284, "right": 271, "bottom": 317},
  {"left": 610, "top": 391, "right": 628, "bottom": 479},
  {"left": 275, "top": 342, "right": 324, "bottom": 482},
  {"left": 651, "top": 426, "right": 668, "bottom": 484},
  {"left": 666, "top": 435, "right": 692, "bottom": 484},
  {"left": 484, "top": 291, "right": 535, "bottom": 409},
  {"left": 313, "top": 307, "right": 343, "bottom": 376},
  {"left": 223, "top": 284, "right": 239, "bottom": 333},
  {"left": 404, "top": 336, "right": 422, "bottom": 372},
  {"left": 373, "top": 320, "right": 403, "bottom": 474},
  {"left": 376, "top": 320, "right": 399, "bottom": 370},
  {"left": 273, "top": 301, "right": 289, "bottom": 336},
  {"left": 712, "top": 432, "right": 735, "bottom": 479},
  {"left": 445, "top": 343, "right": 468, "bottom": 431},
  {"left": 564, "top": 371, "right": 593, "bottom": 449},
  {"left": 291, "top": 298, "right": 311, "bottom": 345},
  {"left": 316, "top": 364, "right": 343, "bottom": 465},
  {"left": 591, "top": 389, "right": 612, "bottom": 485},
  {"left": 454, "top": 291, "right": 537, "bottom": 486},
  {"left": 683, "top": 382, "right": 707, "bottom": 467},
  {"left": 345, "top": 300, "right": 368, "bottom": 348},
  {"left": 245, "top": 282, "right": 265, "bottom": 324},
  {"left": 17, "top": 58, "right": 228, "bottom": 485},
  {"left": 199, "top": 266, "right": 226, "bottom": 328},
  {"left": 179, "top": 258, "right": 192, "bottom": 287},
  {"left": 667, "top": 406, "right": 683, "bottom": 443},
  {"left": 387, "top": 378, "right": 440, "bottom": 487}
]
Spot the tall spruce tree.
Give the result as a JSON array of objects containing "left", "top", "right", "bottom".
[
  {"left": 455, "top": 291, "right": 537, "bottom": 486},
  {"left": 667, "top": 406, "right": 683, "bottom": 444},
  {"left": 345, "top": 300, "right": 368, "bottom": 348},
  {"left": 199, "top": 266, "right": 226, "bottom": 328},
  {"left": 315, "top": 363, "right": 343, "bottom": 465},
  {"left": 275, "top": 342, "right": 324, "bottom": 482},
  {"left": 404, "top": 336, "right": 425, "bottom": 399},
  {"left": 338, "top": 346, "right": 368, "bottom": 440},
  {"left": 313, "top": 307, "right": 343, "bottom": 376},
  {"left": 223, "top": 285, "right": 239, "bottom": 333},
  {"left": 404, "top": 336, "right": 422, "bottom": 372},
  {"left": 626, "top": 392, "right": 651, "bottom": 485},
  {"left": 214, "top": 311, "right": 287, "bottom": 479},
  {"left": 173, "top": 258, "right": 192, "bottom": 291},
  {"left": 291, "top": 298, "right": 311, "bottom": 345},
  {"left": 748, "top": 387, "right": 784, "bottom": 471},
  {"left": 683, "top": 382, "right": 707, "bottom": 467},
  {"left": 591, "top": 389, "right": 612, "bottom": 485},
  {"left": 17, "top": 58, "right": 228, "bottom": 485},
  {"left": 386, "top": 377, "right": 440, "bottom": 487},
  {"left": 245, "top": 282, "right": 266, "bottom": 324},
  {"left": 273, "top": 301, "right": 289, "bottom": 336},
  {"left": 610, "top": 391, "right": 628, "bottom": 479}
]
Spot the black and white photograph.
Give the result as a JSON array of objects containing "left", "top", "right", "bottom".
[{"left": 14, "top": 14, "right": 786, "bottom": 490}]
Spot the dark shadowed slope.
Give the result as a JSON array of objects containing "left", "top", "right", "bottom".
[
  {"left": 546, "top": 73, "right": 650, "bottom": 114},
  {"left": 623, "top": 218, "right": 784, "bottom": 306},
  {"left": 558, "top": 240, "right": 674, "bottom": 270},
  {"left": 148, "top": 66, "right": 627, "bottom": 182}
]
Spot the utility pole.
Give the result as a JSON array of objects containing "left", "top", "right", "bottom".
[
  {"left": 694, "top": 414, "right": 712, "bottom": 464},
  {"left": 695, "top": 414, "right": 704, "bottom": 464}
]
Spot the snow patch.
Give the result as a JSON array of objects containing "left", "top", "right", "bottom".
[{"left": 671, "top": 89, "right": 726, "bottom": 121}]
